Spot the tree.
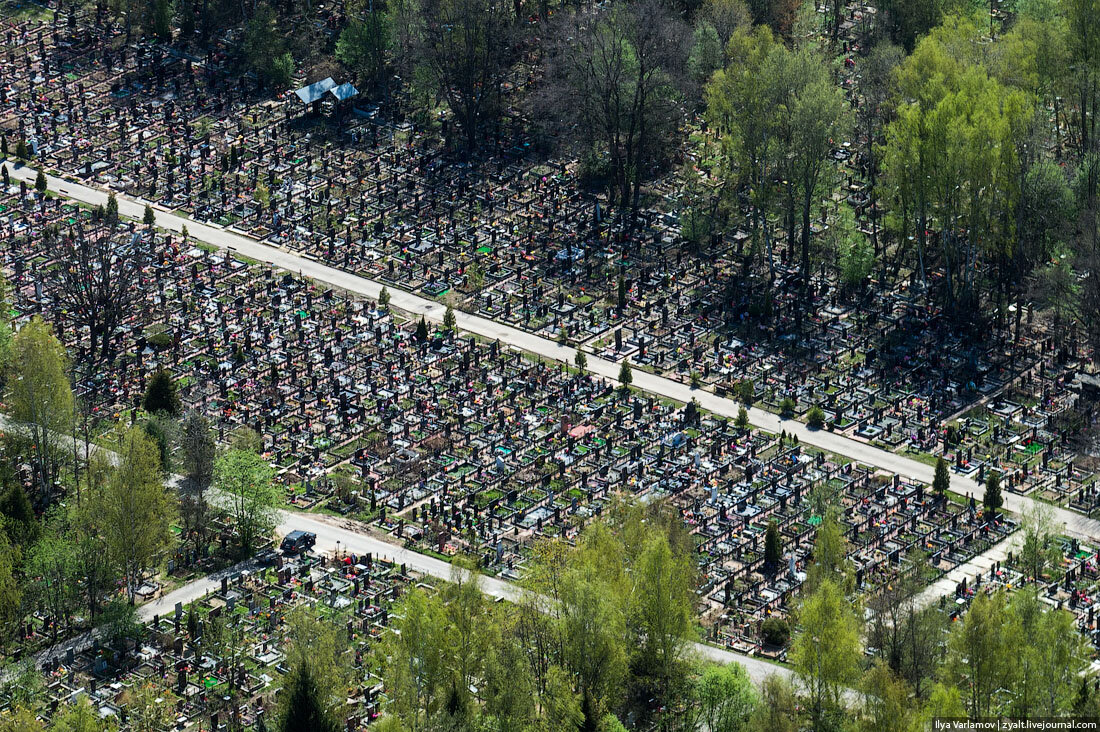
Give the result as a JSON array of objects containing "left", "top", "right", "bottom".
[
  {"left": 242, "top": 4, "right": 295, "bottom": 91},
  {"left": 618, "top": 360, "right": 633, "bottom": 391},
  {"left": 180, "top": 412, "right": 215, "bottom": 488},
  {"left": 26, "top": 525, "right": 79, "bottom": 640},
  {"left": 860, "top": 662, "right": 916, "bottom": 732},
  {"left": 382, "top": 588, "right": 451, "bottom": 729},
  {"left": 7, "top": 317, "right": 73, "bottom": 502},
  {"left": 539, "top": 0, "right": 688, "bottom": 215},
  {"left": 336, "top": 11, "right": 390, "bottom": 88},
  {"left": 68, "top": 497, "right": 115, "bottom": 622},
  {"left": 278, "top": 662, "right": 341, "bottom": 732},
  {"left": 50, "top": 696, "right": 117, "bottom": 731},
  {"left": 559, "top": 556, "right": 629, "bottom": 727},
  {"left": 779, "top": 48, "right": 852, "bottom": 304},
  {"left": 806, "top": 405, "right": 826, "bottom": 429},
  {"left": 689, "top": 663, "right": 758, "bottom": 732},
  {"left": 1019, "top": 501, "right": 1062, "bottom": 582},
  {"left": 748, "top": 674, "right": 798, "bottom": 732},
  {"left": 764, "top": 520, "right": 782, "bottom": 572},
  {"left": 35, "top": 168, "right": 47, "bottom": 193},
  {"left": 0, "top": 482, "right": 39, "bottom": 548},
  {"left": 230, "top": 425, "right": 263, "bottom": 454},
  {"left": 483, "top": 636, "right": 537, "bottom": 731},
  {"left": 0, "top": 536, "right": 23, "bottom": 646},
  {"left": 151, "top": 0, "right": 172, "bottom": 42},
  {"left": 706, "top": 25, "right": 782, "bottom": 281},
  {"left": 93, "top": 426, "right": 175, "bottom": 603},
  {"left": 379, "top": 286, "right": 391, "bottom": 307},
  {"left": 443, "top": 305, "right": 457, "bottom": 332},
  {"left": 119, "top": 681, "right": 176, "bottom": 732},
  {"left": 105, "top": 193, "right": 119, "bottom": 226},
  {"left": 945, "top": 590, "right": 1012, "bottom": 716},
  {"left": 142, "top": 204, "right": 155, "bottom": 227},
  {"left": 933, "top": 457, "right": 950, "bottom": 500},
  {"left": 142, "top": 369, "right": 180, "bottom": 415},
  {"left": 790, "top": 578, "right": 862, "bottom": 730},
  {"left": 407, "top": 0, "right": 513, "bottom": 151},
  {"left": 574, "top": 348, "right": 588, "bottom": 370},
  {"left": 632, "top": 534, "right": 693, "bottom": 705},
  {"left": 40, "top": 222, "right": 147, "bottom": 368},
  {"left": 214, "top": 449, "right": 278, "bottom": 557},
  {"left": 735, "top": 405, "right": 749, "bottom": 430},
  {"left": 277, "top": 609, "right": 350, "bottom": 732},
  {"left": 805, "top": 514, "right": 852, "bottom": 593},
  {"left": 983, "top": 472, "right": 1003, "bottom": 519}
]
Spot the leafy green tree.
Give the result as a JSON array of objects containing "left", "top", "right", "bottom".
[
  {"left": 151, "top": 0, "right": 172, "bottom": 42},
  {"left": 748, "top": 674, "right": 798, "bottom": 732},
  {"left": 415, "top": 316, "right": 430, "bottom": 344},
  {"left": 379, "top": 286, "right": 391, "bottom": 307},
  {"left": 230, "top": 425, "right": 263, "bottom": 454},
  {"left": 382, "top": 588, "right": 450, "bottom": 729},
  {"left": 105, "top": 193, "right": 119, "bottom": 226},
  {"left": 142, "top": 369, "right": 180, "bottom": 415},
  {"left": 35, "top": 168, "right": 47, "bottom": 193},
  {"left": 143, "top": 204, "right": 155, "bottom": 227},
  {"left": 618, "top": 360, "right": 632, "bottom": 392},
  {"left": 93, "top": 426, "right": 175, "bottom": 603},
  {"left": 1019, "top": 501, "right": 1062, "bottom": 581},
  {"left": 442, "top": 305, "right": 457, "bottom": 332},
  {"left": 689, "top": 663, "right": 758, "bottom": 732},
  {"left": 0, "top": 536, "right": 23, "bottom": 645},
  {"left": 26, "top": 524, "right": 79, "bottom": 639},
  {"left": 791, "top": 578, "right": 862, "bottom": 730},
  {"left": 336, "top": 12, "right": 390, "bottom": 88},
  {"left": 50, "top": 696, "right": 118, "bottom": 731},
  {"left": 483, "top": 635, "right": 537, "bottom": 732},
  {"left": 860, "top": 661, "right": 917, "bottom": 732},
  {"left": 278, "top": 662, "right": 341, "bottom": 732},
  {"left": 214, "top": 449, "right": 278, "bottom": 557},
  {"left": 0, "top": 482, "right": 38, "bottom": 548},
  {"left": 242, "top": 5, "right": 295, "bottom": 91},
  {"left": 764, "top": 520, "right": 782, "bottom": 572},
  {"left": 944, "top": 590, "right": 1012, "bottom": 716},
  {"left": 277, "top": 609, "right": 349, "bottom": 732},
  {"left": 559, "top": 554, "right": 629, "bottom": 726},
  {"left": 632, "top": 534, "right": 693, "bottom": 704},
  {"left": 735, "top": 405, "right": 749, "bottom": 430},
  {"left": 574, "top": 348, "right": 588, "bottom": 370},
  {"left": 7, "top": 317, "right": 73, "bottom": 502},
  {"left": 806, "top": 405, "right": 826, "bottom": 429},
  {"left": 983, "top": 472, "right": 1003, "bottom": 519},
  {"left": 805, "top": 513, "right": 852, "bottom": 593},
  {"left": 933, "top": 457, "right": 950, "bottom": 500}
]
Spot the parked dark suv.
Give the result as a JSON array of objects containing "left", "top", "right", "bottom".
[{"left": 280, "top": 530, "right": 317, "bottom": 555}]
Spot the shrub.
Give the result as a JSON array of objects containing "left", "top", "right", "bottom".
[{"left": 761, "top": 617, "right": 790, "bottom": 647}]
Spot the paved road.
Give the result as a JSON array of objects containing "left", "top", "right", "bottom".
[{"left": 9, "top": 162, "right": 1095, "bottom": 543}]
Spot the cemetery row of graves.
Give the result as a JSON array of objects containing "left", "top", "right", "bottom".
[
  {"left": 22, "top": 549, "right": 416, "bottom": 729},
  {"left": 0, "top": 176, "right": 1027, "bottom": 662},
  {"left": 1, "top": 8, "right": 1097, "bottom": 514}
]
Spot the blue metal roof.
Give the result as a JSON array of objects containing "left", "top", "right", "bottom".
[
  {"left": 294, "top": 77, "right": 336, "bottom": 104},
  {"left": 330, "top": 82, "right": 359, "bottom": 102}
]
